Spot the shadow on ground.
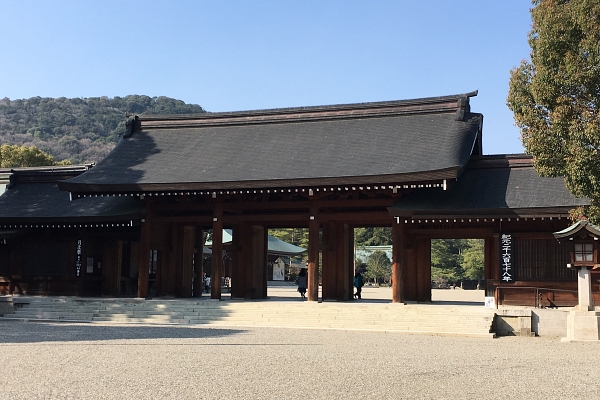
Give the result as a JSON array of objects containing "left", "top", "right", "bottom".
[{"left": 0, "top": 320, "right": 246, "bottom": 344}]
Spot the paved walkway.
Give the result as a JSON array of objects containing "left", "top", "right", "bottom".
[
  {"left": 229, "top": 282, "right": 486, "bottom": 305},
  {"left": 0, "top": 320, "right": 598, "bottom": 399}
]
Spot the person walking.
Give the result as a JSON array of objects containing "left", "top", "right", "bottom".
[
  {"left": 354, "top": 271, "right": 364, "bottom": 299},
  {"left": 297, "top": 268, "right": 308, "bottom": 299}
]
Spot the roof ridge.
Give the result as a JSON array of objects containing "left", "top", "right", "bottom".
[
  {"left": 467, "top": 154, "right": 533, "bottom": 169},
  {"left": 135, "top": 91, "right": 478, "bottom": 128}
]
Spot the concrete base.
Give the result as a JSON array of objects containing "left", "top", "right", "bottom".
[
  {"left": 0, "top": 297, "right": 15, "bottom": 316},
  {"left": 494, "top": 309, "right": 535, "bottom": 337},
  {"left": 561, "top": 310, "right": 600, "bottom": 342}
]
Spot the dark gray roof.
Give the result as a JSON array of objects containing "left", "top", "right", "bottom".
[
  {"left": 207, "top": 229, "right": 306, "bottom": 256},
  {"left": 0, "top": 168, "right": 144, "bottom": 225},
  {"left": 389, "top": 155, "right": 589, "bottom": 218},
  {"left": 59, "top": 92, "right": 482, "bottom": 194},
  {"left": 267, "top": 234, "right": 306, "bottom": 256}
]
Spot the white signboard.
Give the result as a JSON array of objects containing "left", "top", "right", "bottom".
[{"left": 484, "top": 296, "right": 496, "bottom": 309}]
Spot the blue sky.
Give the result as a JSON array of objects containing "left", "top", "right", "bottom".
[{"left": 0, "top": 1, "right": 533, "bottom": 154}]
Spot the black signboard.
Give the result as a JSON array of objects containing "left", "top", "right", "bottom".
[{"left": 499, "top": 233, "right": 515, "bottom": 283}]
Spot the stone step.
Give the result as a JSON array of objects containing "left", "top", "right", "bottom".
[{"left": 2, "top": 298, "right": 495, "bottom": 337}]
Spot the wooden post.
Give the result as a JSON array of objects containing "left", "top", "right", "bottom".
[
  {"left": 321, "top": 222, "right": 334, "bottom": 300},
  {"left": 415, "top": 237, "right": 432, "bottom": 302},
  {"left": 102, "top": 240, "right": 122, "bottom": 296},
  {"left": 231, "top": 224, "right": 250, "bottom": 299},
  {"left": 392, "top": 219, "right": 405, "bottom": 303},
  {"left": 343, "top": 224, "right": 354, "bottom": 301},
  {"left": 137, "top": 218, "right": 151, "bottom": 298},
  {"left": 211, "top": 204, "right": 223, "bottom": 300},
  {"left": 193, "top": 228, "right": 205, "bottom": 297},
  {"left": 308, "top": 203, "right": 320, "bottom": 301},
  {"left": 181, "top": 226, "right": 195, "bottom": 297}
]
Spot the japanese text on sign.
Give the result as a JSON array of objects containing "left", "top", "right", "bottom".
[
  {"left": 500, "top": 234, "right": 514, "bottom": 282},
  {"left": 76, "top": 239, "right": 82, "bottom": 277}
]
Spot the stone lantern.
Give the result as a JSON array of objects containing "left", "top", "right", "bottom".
[{"left": 553, "top": 220, "right": 600, "bottom": 341}]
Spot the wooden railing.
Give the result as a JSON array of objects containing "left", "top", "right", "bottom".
[{"left": 495, "top": 285, "right": 600, "bottom": 308}]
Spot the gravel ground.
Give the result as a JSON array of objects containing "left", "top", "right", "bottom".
[{"left": 0, "top": 320, "right": 598, "bottom": 399}]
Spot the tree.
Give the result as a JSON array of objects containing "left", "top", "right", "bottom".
[
  {"left": 461, "top": 239, "right": 485, "bottom": 280},
  {"left": 507, "top": 0, "right": 600, "bottom": 222},
  {"left": 364, "top": 250, "right": 391, "bottom": 285},
  {"left": 0, "top": 144, "right": 70, "bottom": 167},
  {"left": 354, "top": 227, "right": 392, "bottom": 246},
  {"left": 431, "top": 239, "right": 465, "bottom": 282}
]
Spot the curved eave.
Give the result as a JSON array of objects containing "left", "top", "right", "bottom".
[
  {"left": 58, "top": 169, "right": 460, "bottom": 195},
  {"left": 0, "top": 213, "right": 143, "bottom": 228},
  {"left": 553, "top": 220, "right": 600, "bottom": 240},
  {"left": 389, "top": 206, "right": 577, "bottom": 220}
]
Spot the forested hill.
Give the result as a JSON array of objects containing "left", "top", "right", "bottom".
[{"left": 0, "top": 95, "right": 205, "bottom": 163}]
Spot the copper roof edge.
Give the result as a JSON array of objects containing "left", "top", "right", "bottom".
[
  {"left": 467, "top": 154, "right": 534, "bottom": 169},
  {"left": 134, "top": 91, "right": 479, "bottom": 127}
]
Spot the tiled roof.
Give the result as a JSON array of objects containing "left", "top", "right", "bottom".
[
  {"left": 0, "top": 168, "right": 143, "bottom": 224},
  {"left": 59, "top": 92, "right": 482, "bottom": 194},
  {"left": 388, "top": 155, "right": 589, "bottom": 218},
  {"left": 206, "top": 229, "right": 306, "bottom": 255}
]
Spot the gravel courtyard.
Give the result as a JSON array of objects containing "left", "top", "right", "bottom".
[{"left": 0, "top": 320, "right": 598, "bottom": 399}]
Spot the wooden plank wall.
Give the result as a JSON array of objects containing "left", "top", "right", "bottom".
[
  {"left": 101, "top": 240, "right": 122, "bottom": 296},
  {"left": 321, "top": 223, "right": 354, "bottom": 301}
]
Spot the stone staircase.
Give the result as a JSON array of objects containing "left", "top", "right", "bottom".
[{"left": 1, "top": 297, "right": 496, "bottom": 338}]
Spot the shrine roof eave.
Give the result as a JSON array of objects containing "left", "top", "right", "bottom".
[
  {"left": 0, "top": 181, "right": 145, "bottom": 227},
  {"left": 389, "top": 206, "right": 577, "bottom": 220},
  {"left": 553, "top": 220, "right": 600, "bottom": 241},
  {"left": 58, "top": 169, "right": 460, "bottom": 196}
]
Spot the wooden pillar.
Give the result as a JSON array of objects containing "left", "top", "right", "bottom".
[
  {"left": 321, "top": 222, "right": 335, "bottom": 301},
  {"left": 307, "top": 203, "right": 320, "bottom": 301},
  {"left": 231, "top": 224, "right": 250, "bottom": 299},
  {"left": 392, "top": 219, "right": 405, "bottom": 303},
  {"left": 415, "top": 237, "right": 432, "bottom": 302},
  {"left": 193, "top": 228, "right": 205, "bottom": 297},
  {"left": 211, "top": 204, "right": 223, "bottom": 300},
  {"left": 343, "top": 224, "right": 354, "bottom": 301},
  {"left": 137, "top": 217, "right": 151, "bottom": 298},
  {"left": 102, "top": 240, "right": 122, "bottom": 296},
  {"left": 180, "top": 226, "right": 195, "bottom": 297},
  {"left": 253, "top": 225, "right": 268, "bottom": 299},
  {"left": 160, "top": 223, "right": 179, "bottom": 297},
  {"left": 484, "top": 236, "right": 494, "bottom": 298},
  {"left": 322, "top": 222, "right": 353, "bottom": 301}
]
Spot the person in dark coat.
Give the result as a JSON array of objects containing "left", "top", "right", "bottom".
[
  {"left": 297, "top": 268, "right": 308, "bottom": 299},
  {"left": 354, "top": 271, "right": 364, "bottom": 299}
]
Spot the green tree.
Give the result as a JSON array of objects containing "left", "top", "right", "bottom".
[
  {"left": 0, "top": 144, "right": 70, "bottom": 167},
  {"left": 507, "top": 0, "right": 600, "bottom": 222},
  {"left": 364, "top": 250, "right": 392, "bottom": 285},
  {"left": 354, "top": 227, "right": 392, "bottom": 246},
  {"left": 461, "top": 239, "right": 484, "bottom": 280},
  {"left": 431, "top": 239, "right": 465, "bottom": 282}
]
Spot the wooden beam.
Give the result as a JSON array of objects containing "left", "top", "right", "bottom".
[{"left": 152, "top": 198, "right": 396, "bottom": 212}]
